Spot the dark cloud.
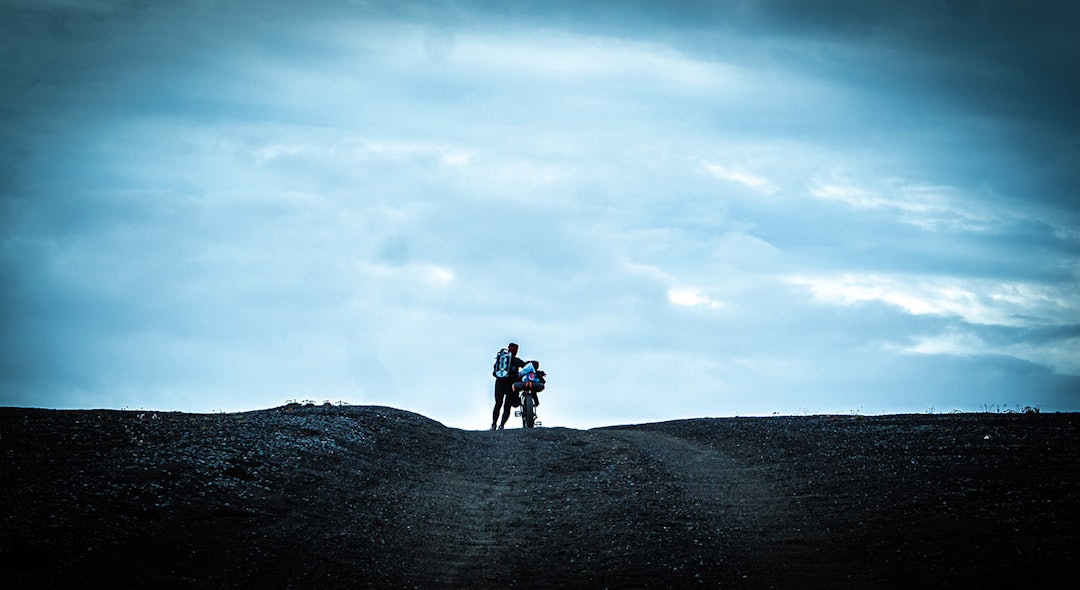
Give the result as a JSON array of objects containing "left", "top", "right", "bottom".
[
  {"left": 667, "top": 1, "right": 1080, "bottom": 213},
  {"left": 977, "top": 323, "right": 1080, "bottom": 348},
  {"left": 885, "top": 353, "right": 1080, "bottom": 410},
  {"left": 469, "top": 0, "right": 1080, "bottom": 213}
]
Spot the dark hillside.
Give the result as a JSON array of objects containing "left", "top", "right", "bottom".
[{"left": 1, "top": 405, "right": 1077, "bottom": 588}]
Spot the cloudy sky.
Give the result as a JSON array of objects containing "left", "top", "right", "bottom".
[{"left": 2, "top": 0, "right": 1078, "bottom": 429}]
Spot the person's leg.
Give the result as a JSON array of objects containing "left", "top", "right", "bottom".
[
  {"left": 500, "top": 401, "right": 513, "bottom": 429},
  {"left": 500, "top": 382, "right": 517, "bottom": 429},
  {"left": 491, "top": 384, "right": 505, "bottom": 429}
]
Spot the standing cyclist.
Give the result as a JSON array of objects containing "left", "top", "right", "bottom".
[{"left": 491, "top": 342, "right": 526, "bottom": 430}]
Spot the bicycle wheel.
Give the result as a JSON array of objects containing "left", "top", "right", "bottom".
[{"left": 521, "top": 394, "right": 535, "bottom": 428}]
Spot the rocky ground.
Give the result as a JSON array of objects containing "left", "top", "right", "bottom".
[{"left": 1, "top": 404, "right": 1077, "bottom": 588}]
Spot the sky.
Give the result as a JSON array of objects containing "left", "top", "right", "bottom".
[{"left": 2, "top": 0, "right": 1078, "bottom": 429}]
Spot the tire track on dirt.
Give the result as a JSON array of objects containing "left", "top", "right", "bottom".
[
  {"left": 401, "top": 426, "right": 762, "bottom": 587},
  {"left": 395, "top": 426, "right": 695, "bottom": 587},
  {"left": 394, "top": 429, "right": 515, "bottom": 587},
  {"left": 396, "top": 427, "right": 587, "bottom": 586},
  {"left": 601, "top": 427, "right": 788, "bottom": 585}
]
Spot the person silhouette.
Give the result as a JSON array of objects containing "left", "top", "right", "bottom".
[{"left": 491, "top": 342, "right": 526, "bottom": 430}]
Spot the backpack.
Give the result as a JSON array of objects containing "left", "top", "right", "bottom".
[
  {"left": 493, "top": 348, "right": 512, "bottom": 378},
  {"left": 520, "top": 362, "right": 539, "bottom": 383}
]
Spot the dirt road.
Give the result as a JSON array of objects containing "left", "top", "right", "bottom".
[{"left": 2, "top": 405, "right": 1077, "bottom": 588}]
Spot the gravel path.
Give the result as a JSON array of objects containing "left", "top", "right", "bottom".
[{"left": 2, "top": 405, "right": 1077, "bottom": 588}]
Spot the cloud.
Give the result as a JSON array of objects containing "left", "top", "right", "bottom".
[
  {"left": 788, "top": 274, "right": 1079, "bottom": 327},
  {"left": 2, "top": 0, "right": 1078, "bottom": 425},
  {"left": 704, "top": 163, "right": 778, "bottom": 195},
  {"left": 789, "top": 272, "right": 1080, "bottom": 375},
  {"left": 713, "top": 231, "right": 782, "bottom": 268},
  {"left": 667, "top": 287, "right": 726, "bottom": 310},
  {"left": 903, "top": 327, "right": 1080, "bottom": 376},
  {"left": 808, "top": 179, "right": 1005, "bottom": 232}
]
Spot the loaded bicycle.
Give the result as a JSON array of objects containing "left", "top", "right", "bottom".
[
  {"left": 514, "top": 382, "right": 542, "bottom": 428},
  {"left": 512, "top": 360, "right": 545, "bottom": 428}
]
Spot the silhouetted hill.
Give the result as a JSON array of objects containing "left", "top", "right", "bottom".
[{"left": 1, "top": 405, "right": 1077, "bottom": 588}]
